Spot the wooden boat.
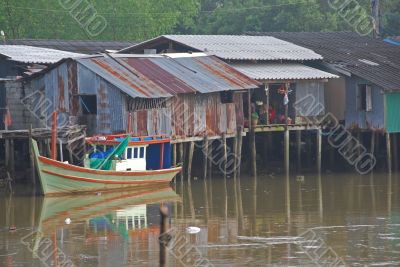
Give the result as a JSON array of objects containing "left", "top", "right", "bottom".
[{"left": 32, "top": 132, "right": 182, "bottom": 196}]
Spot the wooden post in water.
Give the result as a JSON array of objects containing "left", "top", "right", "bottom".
[
  {"left": 160, "top": 143, "right": 165, "bottom": 169},
  {"left": 45, "top": 139, "right": 51, "bottom": 158},
  {"left": 187, "top": 141, "right": 194, "bottom": 181},
  {"left": 172, "top": 143, "right": 177, "bottom": 166},
  {"left": 159, "top": 205, "right": 169, "bottom": 267},
  {"left": 179, "top": 142, "right": 184, "bottom": 182},
  {"left": 249, "top": 129, "right": 256, "bottom": 176},
  {"left": 386, "top": 132, "right": 392, "bottom": 173},
  {"left": 284, "top": 83, "right": 289, "bottom": 174},
  {"left": 296, "top": 130, "right": 301, "bottom": 170},
  {"left": 9, "top": 139, "right": 15, "bottom": 179},
  {"left": 59, "top": 140, "right": 64, "bottom": 163},
  {"left": 68, "top": 143, "right": 73, "bottom": 164},
  {"left": 237, "top": 126, "right": 243, "bottom": 177},
  {"left": 4, "top": 138, "right": 10, "bottom": 176},
  {"left": 370, "top": 131, "right": 376, "bottom": 156},
  {"left": 356, "top": 131, "right": 362, "bottom": 157},
  {"left": 393, "top": 133, "right": 398, "bottom": 172},
  {"left": 207, "top": 140, "right": 213, "bottom": 179},
  {"left": 317, "top": 128, "right": 322, "bottom": 173},
  {"left": 232, "top": 131, "right": 238, "bottom": 178},
  {"left": 28, "top": 125, "right": 35, "bottom": 185},
  {"left": 202, "top": 135, "right": 208, "bottom": 179},
  {"left": 51, "top": 111, "right": 57, "bottom": 160},
  {"left": 222, "top": 133, "right": 227, "bottom": 176},
  {"left": 284, "top": 129, "right": 289, "bottom": 174}
]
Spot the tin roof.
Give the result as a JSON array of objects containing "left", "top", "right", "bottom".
[
  {"left": 0, "top": 45, "right": 85, "bottom": 64},
  {"left": 2, "top": 39, "right": 137, "bottom": 54},
  {"left": 76, "top": 53, "right": 260, "bottom": 98},
  {"left": 119, "top": 35, "right": 323, "bottom": 61},
  {"left": 231, "top": 63, "right": 338, "bottom": 81},
  {"left": 253, "top": 32, "right": 400, "bottom": 91}
]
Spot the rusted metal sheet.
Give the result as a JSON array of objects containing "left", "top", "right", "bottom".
[
  {"left": 67, "top": 61, "right": 79, "bottom": 116},
  {"left": 234, "top": 93, "right": 244, "bottom": 127},
  {"left": 77, "top": 54, "right": 259, "bottom": 99},
  {"left": 136, "top": 110, "right": 148, "bottom": 136},
  {"left": 226, "top": 103, "right": 236, "bottom": 135},
  {"left": 123, "top": 58, "right": 196, "bottom": 95},
  {"left": 206, "top": 95, "right": 218, "bottom": 136},
  {"left": 194, "top": 96, "right": 206, "bottom": 136},
  {"left": 97, "top": 81, "right": 111, "bottom": 133}
]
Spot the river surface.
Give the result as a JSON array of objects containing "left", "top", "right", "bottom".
[{"left": 0, "top": 172, "right": 399, "bottom": 266}]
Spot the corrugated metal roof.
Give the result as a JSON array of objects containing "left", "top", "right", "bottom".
[
  {"left": 2, "top": 39, "right": 137, "bottom": 54},
  {"left": 120, "top": 35, "right": 323, "bottom": 61},
  {"left": 231, "top": 63, "right": 338, "bottom": 80},
  {"left": 253, "top": 32, "right": 400, "bottom": 91},
  {"left": 76, "top": 53, "right": 260, "bottom": 98},
  {"left": 0, "top": 45, "right": 85, "bottom": 64}
]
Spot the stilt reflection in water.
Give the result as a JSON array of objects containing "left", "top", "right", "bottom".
[{"left": 1, "top": 173, "right": 400, "bottom": 266}]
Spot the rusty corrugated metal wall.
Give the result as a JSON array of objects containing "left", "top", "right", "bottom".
[
  {"left": 77, "top": 63, "right": 126, "bottom": 134},
  {"left": 130, "top": 92, "right": 244, "bottom": 138},
  {"left": 26, "top": 59, "right": 248, "bottom": 137}
]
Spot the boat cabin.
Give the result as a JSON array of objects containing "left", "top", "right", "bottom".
[{"left": 85, "top": 134, "right": 171, "bottom": 171}]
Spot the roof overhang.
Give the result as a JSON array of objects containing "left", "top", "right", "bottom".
[{"left": 231, "top": 63, "right": 339, "bottom": 81}]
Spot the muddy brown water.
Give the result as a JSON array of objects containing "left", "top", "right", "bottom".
[{"left": 0, "top": 172, "right": 399, "bottom": 266}]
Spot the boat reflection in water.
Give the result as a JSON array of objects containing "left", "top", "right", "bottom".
[{"left": 22, "top": 185, "right": 179, "bottom": 266}]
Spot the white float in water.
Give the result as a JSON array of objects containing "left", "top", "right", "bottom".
[
  {"left": 65, "top": 218, "right": 71, "bottom": 224},
  {"left": 186, "top": 226, "right": 201, "bottom": 234}
]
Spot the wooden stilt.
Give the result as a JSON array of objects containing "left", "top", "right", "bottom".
[
  {"left": 329, "top": 139, "right": 335, "bottom": 171},
  {"left": 51, "top": 111, "right": 57, "bottom": 160},
  {"left": 46, "top": 139, "right": 51, "bottom": 158},
  {"left": 306, "top": 134, "right": 312, "bottom": 166},
  {"left": 187, "top": 141, "right": 195, "bottom": 181},
  {"left": 172, "top": 143, "right": 177, "bottom": 166},
  {"left": 59, "top": 141, "right": 64, "bottom": 162},
  {"left": 296, "top": 130, "right": 301, "bottom": 170},
  {"left": 233, "top": 132, "right": 238, "bottom": 178},
  {"left": 386, "top": 132, "right": 392, "bottom": 173},
  {"left": 357, "top": 131, "right": 362, "bottom": 157},
  {"left": 284, "top": 129, "right": 290, "bottom": 174},
  {"left": 179, "top": 142, "right": 184, "bottom": 182},
  {"left": 9, "top": 139, "right": 15, "bottom": 178},
  {"left": 249, "top": 129, "right": 256, "bottom": 176},
  {"left": 393, "top": 133, "right": 398, "bottom": 172},
  {"left": 370, "top": 131, "right": 376, "bottom": 156},
  {"left": 28, "top": 125, "right": 35, "bottom": 185},
  {"left": 222, "top": 133, "right": 227, "bottom": 176},
  {"left": 202, "top": 135, "right": 208, "bottom": 179},
  {"left": 68, "top": 143, "right": 73, "bottom": 164},
  {"left": 207, "top": 140, "right": 213, "bottom": 179},
  {"left": 317, "top": 128, "right": 322, "bottom": 173},
  {"left": 237, "top": 126, "right": 243, "bottom": 177},
  {"left": 5, "top": 137, "right": 9, "bottom": 174}
]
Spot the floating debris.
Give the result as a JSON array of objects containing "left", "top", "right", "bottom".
[{"left": 186, "top": 226, "right": 201, "bottom": 234}]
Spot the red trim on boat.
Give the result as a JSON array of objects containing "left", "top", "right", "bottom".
[
  {"left": 86, "top": 139, "right": 171, "bottom": 146},
  {"left": 38, "top": 156, "right": 181, "bottom": 176},
  {"left": 42, "top": 169, "right": 172, "bottom": 184}
]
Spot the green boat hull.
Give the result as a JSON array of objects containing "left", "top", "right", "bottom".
[{"left": 31, "top": 139, "right": 181, "bottom": 196}]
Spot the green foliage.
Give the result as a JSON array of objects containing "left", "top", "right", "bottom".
[
  {"left": 0, "top": 0, "right": 199, "bottom": 40},
  {"left": 0, "top": 0, "right": 398, "bottom": 41}
]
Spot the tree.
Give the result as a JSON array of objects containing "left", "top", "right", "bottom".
[{"left": 0, "top": 0, "right": 199, "bottom": 40}]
